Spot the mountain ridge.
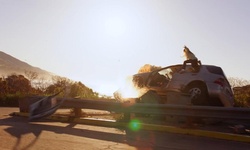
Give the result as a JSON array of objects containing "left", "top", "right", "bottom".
[{"left": 0, "top": 51, "right": 56, "bottom": 80}]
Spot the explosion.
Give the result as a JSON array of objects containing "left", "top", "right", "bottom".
[
  {"left": 113, "top": 76, "right": 148, "bottom": 102},
  {"left": 113, "top": 64, "right": 161, "bottom": 102}
]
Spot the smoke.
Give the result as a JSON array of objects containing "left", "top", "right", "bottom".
[{"left": 138, "top": 64, "right": 161, "bottom": 73}]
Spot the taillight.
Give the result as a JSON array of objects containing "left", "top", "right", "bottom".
[{"left": 214, "top": 78, "right": 224, "bottom": 87}]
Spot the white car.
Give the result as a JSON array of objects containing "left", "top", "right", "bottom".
[{"left": 114, "top": 64, "right": 234, "bottom": 107}]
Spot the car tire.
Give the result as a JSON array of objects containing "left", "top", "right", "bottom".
[{"left": 185, "top": 83, "right": 209, "bottom": 106}]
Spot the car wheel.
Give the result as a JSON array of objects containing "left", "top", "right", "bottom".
[{"left": 186, "top": 84, "right": 209, "bottom": 106}]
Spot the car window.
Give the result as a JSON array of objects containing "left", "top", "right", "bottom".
[
  {"left": 206, "top": 66, "right": 225, "bottom": 76},
  {"left": 158, "top": 65, "right": 182, "bottom": 79}
]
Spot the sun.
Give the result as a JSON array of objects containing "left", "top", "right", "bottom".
[{"left": 104, "top": 17, "right": 126, "bottom": 37}]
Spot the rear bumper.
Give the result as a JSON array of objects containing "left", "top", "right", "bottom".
[{"left": 206, "top": 83, "right": 234, "bottom": 107}]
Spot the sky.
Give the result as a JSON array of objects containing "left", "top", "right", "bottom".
[{"left": 0, "top": 0, "right": 250, "bottom": 96}]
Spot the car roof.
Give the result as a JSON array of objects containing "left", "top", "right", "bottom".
[
  {"left": 134, "top": 64, "right": 223, "bottom": 75},
  {"left": 163, "top": 64, "right": 221, "bottom": 69}
]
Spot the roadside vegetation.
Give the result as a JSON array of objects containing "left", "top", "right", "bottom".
[
  {"left": 228, "top": 77, "right": 250, "bottom": 107},
  {"left": 0, "top": 71, "right": 111, "bottom": 107}
]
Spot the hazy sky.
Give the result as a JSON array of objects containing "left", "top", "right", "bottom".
[{"left": 0, "top": 0, "right": 250, "bottom": 96}]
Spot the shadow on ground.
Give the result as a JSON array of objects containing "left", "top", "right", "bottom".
[
  {"left": 0, "top": 115, "right": 168, "bottom": 150},
  {"left": 1, "top": 114, "right": 250, "bottom": 150}
]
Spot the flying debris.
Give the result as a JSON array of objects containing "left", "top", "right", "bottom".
[{"left": 29, "top": 92, "right": 65, "bottom": 121}]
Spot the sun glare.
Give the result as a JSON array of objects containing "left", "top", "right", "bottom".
[{"left": 115, "top": 76, "right": 148, "bottom": 101}]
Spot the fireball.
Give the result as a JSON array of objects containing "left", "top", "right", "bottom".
[{"left": 114, "top": 76, "right": 148, "bottom": 102}]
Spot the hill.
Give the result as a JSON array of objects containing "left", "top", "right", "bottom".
[{"left": 0, "top": 51, "right": 55, "bottom": 80}]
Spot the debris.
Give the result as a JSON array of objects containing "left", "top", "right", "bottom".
[{"left": 229, "top": 124, "right": 246, "bottom": 134}]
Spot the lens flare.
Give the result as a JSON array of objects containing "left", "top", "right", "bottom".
[{"left": 129, "top": 119, "right": 141, "bottom": 131}]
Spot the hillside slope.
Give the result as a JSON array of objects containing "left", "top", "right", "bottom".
[{"left": 0, "top": 51, "right": 55, "bottom": 80}]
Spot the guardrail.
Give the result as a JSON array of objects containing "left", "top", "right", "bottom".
[
  {"left": 56, "top": 98, "right": 250, "bottom": 120},
  {"left": 18, "top": 96, "right": 250, "bottom": 143}
]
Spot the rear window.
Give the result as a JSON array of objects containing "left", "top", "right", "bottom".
[{"left": 205, "top": 66, "right": 225, "bottom": 76}]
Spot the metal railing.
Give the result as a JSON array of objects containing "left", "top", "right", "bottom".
[{"left": 57, "top": 98, "right": 250, "bottom": 120}]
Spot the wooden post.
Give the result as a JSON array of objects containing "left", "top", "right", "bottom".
[
  {"left": 123, "top": 113, "right": 131, "bottom": 121},
  {"left": 74, "top": 108, "right": 82, "bottom": 117}
]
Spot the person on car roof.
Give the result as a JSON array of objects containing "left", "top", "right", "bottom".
[{"left": 181, "top": 46, "right": 201, "bottom": 72}]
